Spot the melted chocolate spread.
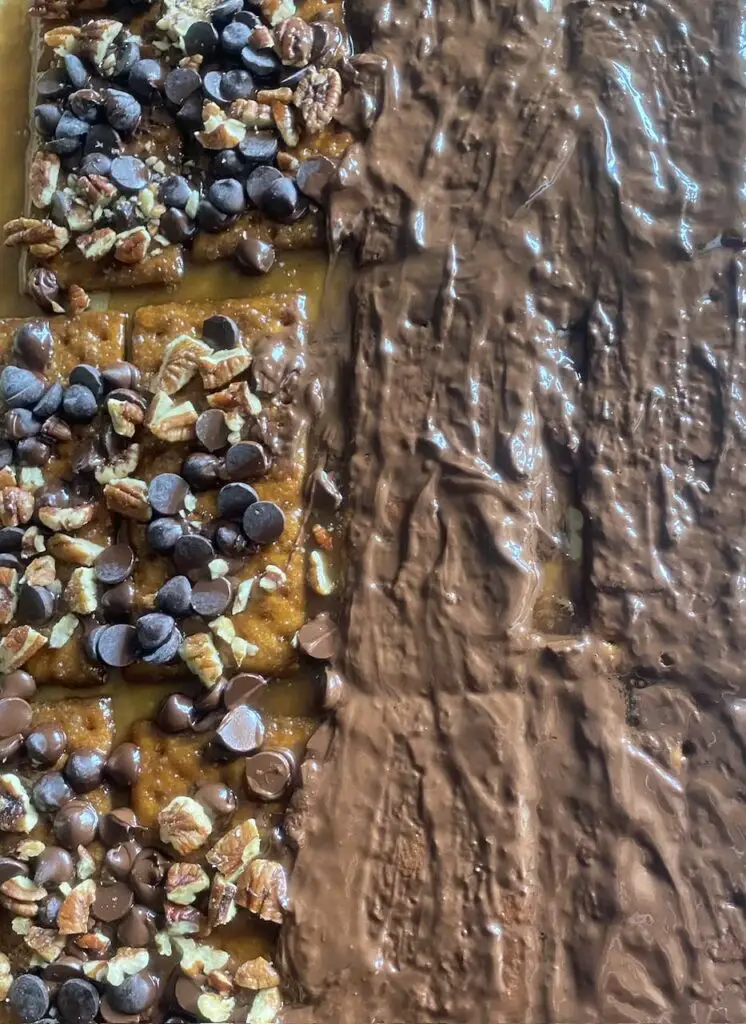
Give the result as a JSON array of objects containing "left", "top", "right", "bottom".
[{"left": 282, "top": 0, "right": 746, "bottom": 1020}]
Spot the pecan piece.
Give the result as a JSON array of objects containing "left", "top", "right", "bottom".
[
  {"left": 78, "top": 18, "right": 123, "bottom": 68},
  {"left": 271, "top": 100, "right": 300, "bottom": 147},
  {"left": 227, "top": 99, "right": 273, "bottom": 128},
  {"left": 42, "top": 24, "right": 80, "bottom": 50},
  {"left": 293, "top": 66, "right": 342, "bottom": 133},
  {"left": 114, "top": 226, "right": 150, "bottom": 265},
  {"left": 158, "top": 796, "right": 213, "bottom": 856},
  {"left": 3, "top": 218, "right": 70, "bottom": 258},
  {"left": 179, "top": 633, "right": 223, "bottom": 688},
  {"left": 163, "top": 902, "right": 203, "bottom": 936},
  {"left": 0, "top": 877, "right": 46, "bottom": 902},
  {"left": 247, "top": 988, "right": 281, "bottom": 1024},
  {"left": 94, "top": 442, "right": 141, "bottom": 485},
  {"left": 146, "top": 392, "right": 198, "bottom": 443},
  {"left": 0, "top": 952, "right": 10, "bottom": 1000},
  {"left": 172, "top": 937, "right": 229, "bottom": 976},
  {"left": 41, "top": 415, "right": 72, "bottom": 442},
  {"left": 103, "top": 477, "right": 151, "bottom": 521},
  {"left": 155, "top": 335, "right": 212, "bottom": 395},
  {"left": 236, "top": 859, "right": 287, "bottom": 924},
  {"left": 58, "top": 878, "right": 96, "bottom": 934},
  {"left": 206, "top": 381, "right": 261, "bottom": 416},
  {"left": 0, "top": 775, "right": 38, "bottom": 833},
  {"left": 64, "top": 567, "right": 98, "bottom": 616},
  {"left": 67, "top": 283, "right": 90, "bottom": 316},
  {"left": 47, "top": 534, "right": 104, "bottom": 566},
  {"left": 196, "top": 103, "right": 246, "bottom": 150},
  {"left": 197, "top": 348, "right": 251, "bottom": 391},
  {"left": 37, "top": 502, "right": 97, "bottom": 532},
  {"left": 0, "top": 626, "right": 47, "bottom": 673},
  {"left": 206, "top": 819, "right": 259, "bottom": 882},
  {"left": 0, "top": 487, "right": 35, "bottom": 528},
  {"left": 274, "top": 16, "right": 313, "bottom": 65},
  {"left": 0, "top": 568, "right": 18, "bottom": 626},
  {"left": 197, "top": 993, "right": 234, "bottom": 1023},
  {"left": 24, "top": 555, "right": 56, "bottom": 588},
  {"left": 24, "top": 925, "right": 66, "bottom": 962},
  {"left": 107, "top": 397, "right": 144, "bottom": 437},
  {"left": 29, "top": 151, "right": 61, "bottom": 211},
  {"left": 166, "top": 863, "right": 210, "bottom": 905},
  {"left": 207, "top": 874, "right": 237, "bottom": 931},
  {"left": 76, "top": 228, "right": 117, "bottom": 261},
  {"left": 234, "top": 957, "right": 279, "bottom": 991}
]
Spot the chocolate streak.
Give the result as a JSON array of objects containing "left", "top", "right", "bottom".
[{"left": 282, "top": 0, "right": 746, "bottom": 1020}]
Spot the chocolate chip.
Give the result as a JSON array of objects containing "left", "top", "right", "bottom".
[
  {"left": 240, "top": 45, "right": 280, "bottom": 78},
  {"left": 34, "top": 846, "right": 74, "bottom": 887},
  {"left": 223, "top": 672, "right": 266, "bottom": 709},
  {"left": 57, "top": 978, "right": 99, "bottom": 1024},
  {"left": 146, "top": 516, "right": 184, "bottom": 554},
  {"left": 69, "top": 363, "right": 104, "bottom": 401},
  {"left": 33, "top": 771, "right": 73, "bottom": 813},
  {"left": 55, "top": 110, "right": 90, "bottom": 140},
  {"left": 13, "top": 321, "right": 52, "bottom": 372},
  {"left": 159, "top": 174, "right": 192, "bottom": 208},
  {"left": 103, "top": 361, "right": 140, "bottom": 391},
  {"left": 31, "top": 382, "right": 60, "bottom": 422},
  {"left": 84, "top": 123, "right": 122, "bottom": 157},
  {"left": 0, "top": 697, "right": 30, "bottom": 743},
  {"left": 173, "top": 534, "right": 214, "bottom": 573},
  {"left": 148, "top": 473, "right": 189, "bottom": 515},
  {"left": 64, "top": 53, "right": 89, "bottom": 89},
  {"left": 296, "top": 155, "right": 336, "bottom": 204},
  {"left": 95, "top": 543, "right": 135, "bottom": 585},
  {"left": 225, "top": 440, "right": 270, "bottom": 480},
  {"left": 38, "top": 67, "right": 71, "bottom": 100},
  {"left": 176, "top": 91, "right": 203, "bottom": 127},
  {"left": 245, "top": 748, "right": 294, "bottom": 800},
  {"left": 236, "top": 233, "right": 275, "bottom": 275},
  {"left": 98, "top": 808, "right": 141, "bottom": 849},
  {"left": 191, "top": 578, "right": 232, "bottom": 618},
  {"left": 220, "top": 20, "right": 253, "bottom": 53},
  {"left": 27, "top": 267, "right": 62, "bottom": 312},
  {"left": 155, "top": 576, "right": 192, "bottom": 617},
  {"left": 262, "top": 175, "right": 305, "bottom": 222},
  {"left": 243, "top": 500, "right": 285, "bottom": 544},
  {"left": 5, "top": 409, "right": 40, "bottom": 440},
  {"left": 211, "top": 0, "right": 242, "bottom": 21},
  {"left": 80, "top": 153, "right": 111, "bottom": 179},
  {"left": 215, "top": 520, "right": 249, "bottom": 557},
  {"left": 212, "top": 149, "right": 245, "bottom": 178},
  {"left": 194, "top": 781, "right": 237, "bottom": 821},
  {"left": 128, "top": 58, "right": 165, "bottom": 97},
  {"left": 235, "top": 9, "right": 261, "bottom": 28},
  {"left": 245, "top": 165, "right": 282, "bottom": 207},
  {"left": 216, "top": 704, "right": 264, "bottom": 755},
  {"left": 65, "top": 748, "right": 106, "bottom": 793},
  {"left": 208, "top": 178, "right": 246, "bottom": 215},
  {"left": 157, "top": 693, "right": 194, "bottom": 733},
  {"left": 164, "top": 67, "right": 201, "bottom": 106},
  {"left": 110, "top": 155, "right": 150, "bottom": 194},
  {"left": 0, "top": 442, "right": 12, "bottom": 470},
  {"left": 136, "top": 612, "right": 175, "bottom": 651},
  {"left": 100, "top": 578, "right": 135, "bottom": 620},
  {"left": 196, "top": 199, "right": 231, "bottom": 232},
  {"left": 174, "top": 976, "right": 202, "bottom": 1017},
  {"left": 160, "top": 207, "right": 195, "bottom": 244},
  {"left": 204, "top": 315, "right": 241, "bottom": 351},
  {"left": 61, "top": 384, "right": 98, "bottom": 423},
  {"left": 129, "top": 849, "right": 166, "bottom": 909},
  {"left": 91, "top": 880, "right": 134, "bottom": 923},
  {"left": 202, "top": 69, "right": 227, "bottom": 104},
  {"left": 9, "top": 975, "right": 49, "bottom": 1023},
  {"left": 43, "top": 957, "right": 84, "bottom": 983},
  {"left": 0, "top": 556, "right": 23, "bottom": 574},
  {"left": 104, "top": 89, "right": 141, "bottom": 134},
  {"left": 218, "top": 481, "right": 258, "bottom": 519},
  {"left": 297, "top": 612, "right": 338, "bottom": 660},
  {"left": 35, "top": 103, "right": 63, "bottom": 137},
  {"left": 142, "top": 628, "right": 182, "bottom": 664},
  {"left": 97, "top": 624, "right": 138, "bottom": 667},
  {"left": 37, "top": 891, "right": 64, "bottom": 928},
  {"left": 116, "top": 905, "right": 156, "bottom": 947},
  {"left": 69, "top": 89, "right": 103, "bottom": 123},
  {"left": 16, "top": 437, "right": 51, "bottom": 466},
  {"left": 105, "top": 742, "right": 141, "bottom": 787},
  {"left": 196, "top": 409, "right": 229, "bottom": 453},
  {"left": 185, "top": 20, "right": 219, "bottom": 56},
  {"left": 25, "top": 722, "right": 66, "bottom": 767},
  {"left": 182, "top": 453, "right": 223, "bottom": 494},
  {"left": 53, "top": 799, "right": 98, "bottom": 849},
  {"left": 17, "top": 585, "right": 55, "bottom": 626},
  {"left": 220, "top": 67, "right": 254, "bottom": 100},
  {"left": 1, "top": 366, "right": 45, "bottom": 409},
  {"left": 113, "top": 38, "right": 140, "bottom": 78},
  {"left": 0, "top": 528, "right": 23, "bottom": 554}
]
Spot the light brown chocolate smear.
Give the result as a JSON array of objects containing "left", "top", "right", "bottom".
[{"left": 280, "top": 0, "right": 746, "bottom": 1019}]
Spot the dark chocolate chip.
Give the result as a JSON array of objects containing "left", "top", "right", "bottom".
[
  {"left": 196, "top": 199, "right": 231, "bottom": 232},
  {"left": 113, "top": 38, "right": 140, "bottom": 78},
  {"left": 235, "top": 233, "right": 275, "bottom": 275},
  {"left": 25, "top": 722, "right": 67, "bottom": 767},
  {"left": 93, "top": 880, "right": 134, "bottom": 923},
  {"left": 176, "top": 91, "right": 203, "bottom": 127},
  {"left": 32, "top": 771, "right": 73, "bottom": 814},
  {"left": 245, "top": 163, "right": 283, "bottom": 206},
  {"left": 0, "top": 670, "right": 36, "bottom": 699},
  {"left": 191, "top": 577, "right": 232, "bottom": 618},
  {"left": 211, "top": 149, "right": 245, "bottom": 179},
  {"left": 202, "top": 313, "right": 241, "bottom": 349},
  {"left": 196, "top": 409, "right": 229, "bottom": 452},
  {"left": 53, "top": 799, "right": 98, "bottom": 849},
  {"left": 57, "top": 978, "right": 99, "bottom": 1024},
  {"left": 159, "top": 174, "right": 192, "bottom": 208},
  {"left": 216, "top": 704, "right": 264, "bottom": 755},
  {"left": 95, "top": 543, "right": 135, "bottom": 585},
  {"left": 194, "top": 781, "right": 237, "bottom": 821},
  {"left": 261, "top": 175, "right": 304, "bottom": 222},
  {"left": 0, "top": 441, "right": 12, "bottom": 470},
  {"left": 148, "top": 472, "right": 189, "bottom": 515},
  {"left": 26, "top": 267, "right": 62, "bottom": 312},
  {"left": 142, "top": 628, "right": 182, "bottom": 664},
  {"left": 64, "top": 53, "right": 89, "bottom": 89},
  {"left": 242, "top": 499, "right": 285, "bottom": 544},
  {"left": 128, "top": 58, "right": 165, "bottom": 97},
  {"left": 16, "top": 437, "right": 51, "bottom": 466},
  {"left": 5, "top": 409, "right": 41, "bottom": 440},
  {"left": 297, "top": 612, "right": 338, "bottom": 660},
  {"left": 105, "top": 742, "right": 141, "bottom": 787},
  {"left": 240, "top": 45, "right": 280, "bottom": 78},
  {"left": 103, "top": 362, "right": 140, "bottom": 391},
  {"left": 224, "top": 440, "right": 270, "bottom": 480},
  {"left": 214, "top": 520, "right": 249, "bottom": 557},
  {"left": 220, "top": 20, "right": 252, "bottom": 53},
  {"left": 0, "top": 696, "right": 32, "bottom": 739},
  {"left": 32, "top": 382, "right": 63, "bottom": 420},
  {"left": 239, "top": 132, "right": 278, "bottom": 168},
  {"left": 100, "top": 578, "right": 135, "bottom": 620},
  {"left": 110, "top": 155, "right": 150, "bottom": 194},
  {"left": 64, "top": 748, "right": 106, "bottom": 793},
  {"left": 245, "top": 748, "right": 294, "bottom": 800},
  {"left": 116, "top": 905, "right": 156, "bottom": 947},
  {"left": 0, "top": 528, "right": 23, "bottom": 553},
  {"left": 160, "top": 207, "right": 195, "bottom": 244},
  {"left": 17, "top": 585, "right": 55, "bottom": 626},
  {"left": 69, "top": 363, "right": 104, "bottom": 401},
  {"left": 34, "top": 846, "right": 74, "bottom": 887},
  {"left": 129, "top": 849, "right": 167, "bottom": 909},
  {"left": 223, "top": 671, "right": 266, "bottom": 709},
  {"left": 36, "top": 891, "right": 64, "bottom": 928},
  {"left": 218, "top": 481, "right": 258, "bottom": 519},
  {"left": 210, "top": 0, "right": 242, "bottom": 21},
  {"left": 174, "top": 975, "right": 202, "bottom": 1016},
  {"left": 1, "top": 366, "right": 45, "bottom": 408},
  {"left": 98, "top": 808, "right": 141, "bottom": 849},
  {"left": 201, "top": 69, "right": 227, "bottom": 105},
  {"left": 38, "top": 67, "right": 71, "bottom": 100},
  {"left": 208, "top": 178, "right": 246, "bottom": 215},
  {"left": 0, "top": 856, "right": 28, "bottom": 885},
  {"left": 155, "top": 576, "right": 192, "bottom": 617},
  {"left": 9, "top": 975, "right": 49, "bottom": 1023},
  {"left": 35, "top": 103, "right": 63, "bottom": 137},
  {"left": 164, "top": 67, "right": 201, "bottom": 106},
  {"left": 43, "top": 957, "right": 84, "bottom": 983},
  {"left": 61, "top": 384, "right": 98, "bottom": 423},
  {"left": 157, "top": 693, "right": 194, "bottom": 733},
  {"left": 104, "top": 89, "right": 142, "bottom": 134},
  {"left": 234, "top": 8, "right": 261, "bottom": 27},
  {"left": 173, "top": 534, "right": 214, "bottom": 573},
  {"left": 84, "top": 123, "right": 122, "bottom": 157},
  {"left": 184, "top": 20, "right": 219, "bottom": 56},
  {"left": 55, "top": 111, "right": 90, "bottom": 140},
  {"left": 182, "top": 452, "right": 222, "bottom": 491},
  {"left": 68, "top": 89, "right": 103, "bottom": 124},
  {"left": 80, "top": 152, "right": 112, "bottom": 177},
  {"left": 220, "top": 67, "right": 253, "bottom": 100},
  {"left": 97, "top": 624, "right": 139, "bottom": 667},
  {"left": 296, "top": 155, "right": 336, "bottom": 204},
  {"left": 13, "top": 321, "right": 52, "bottom": 372},
  {"left": 136, "top": 612, "right": 175, "bottom": 652},
  {"left": 146, "top": 517, "right": 184, "bottom": 554}
]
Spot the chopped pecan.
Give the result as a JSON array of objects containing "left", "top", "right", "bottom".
[
  {"left": 15, "top": 840, "right": 45, "bottom": 861},
  {"left": 19, "top": 468, "right": 45, "bottom": 494},
  {"left": 76, "top": 845, "right": 95, "bottom": 880},
  {"left": 196, "top": 103, "right": 246, "bottom": 149},
  {"left": 47, "top": 534, "right": 104, "bottom": 566},
  {"left": 0, "top": 487, "right": 34, "bottom": 528},
  {"left": 155, "top": 334, "right": 212, "bottom": 395},
  {"left": 158, "top": 796, "right": 213, "bottom": 856},
  {"left": 78, "top": 18, "right": 122, "bottom": 68},
  {"left": 234, "top": 957, "right": 279, "bottom": 991},
  {"left": 250, "top": 24, "right": 275, "bottom": 48},
  {"left": 227, "top": 99, "right": 273, "bottom": 128},
  {"left": 179, "top": 632, "right": 223, "bottom": 687},
  {"left": 256, "top": 87, "right": 293, "bottom": 104},
  {"left": 0, "top": 877, "right": 46, "bottom": 902},
  {"left": 100, "top": 947, "right": 149, "bottom": 985},
  {"left": 0, "top": 775, "right": 38, "bottom": 833},
  {"left": 206, "top": 819, "right": 260, "bottom": 882},
  {"left": 0, "top": 897, "right": 36, "bottom": 918},
  {"left": 107, "top": 397, "right": 144, "bottom": 437},
  {"left": 37, "top": 502, "right": 96, "bottom": 532},
  {"left": 42, "top": 23, "right": 80, "bottom": 51},
  {"left": 172, "top": 937, "right": 229, "bottom": 976},
  {"left": 75, "top": 930, "right": 112, "bottom": 959},
  {"left": 274, "top": 16, "right": 313, "bottom": 65},
  {"left": 58, "top": 878, "right": 96, "bottom": 935},
  {"left": 146, "top": 392, "right": 198, "bottom": 443},
  {"left": 271, "top": 100, "right": 300, "bottom": 147},
  {"left": 23, "top": 925, "right": 65, "bottom": 963},
  {"left": 0, "top": 627, "right": 47, "bottom": 673},
  {"left": 197, "top": 993, "right": 234, "bottom": 1023},
  {"left": 207, "top": 874, "right": 237, "bottom": 931},
  {"left": 24, "top": 556, "right": 56, "bottom": 588},
  {"left": 276, "top": 151, "right": 300, "bottom": 174},
  {"left": 3, "top": 218, "right": 69, "bottom": 258},
  {"left": 29, "top": 151, "right": 61, "bottom": 211},
  {"left": 76, "top": 227, "right": 117, "bottom": 261},
  {"left": 48, "top": 614, "right": 80, "bottom": 650},
  {"left": 163, "top": 902, "right": 203, "bottom": 936},
  {"left": 0, "top": 568, "right": 18, "bottom": 626},
  {"left": 64, "top": 567, "right": 98, "bottom": 616},
  {"left": 114, "top": 226, "right": 150, "bottom": 264},
  {"left": 21, "top": 527, "right": 46, "bottom": 558},
  {"left": 103, "top": 477, "right": 151, "bottom": 521},
  {"left": 307, "top": 549, "right": 334, "bottom": 595},
  {"left": 0, "top": 952, "right": 10, "bottom": 1000},
  {"left": 76, "top": 173, "right": 117, "bottom": 206},
  {"left": 197, "top": 348, "right": 250, "bottom": 391},
  {"left": 206, "top": 970, "right": 233, "bottom": 995},
  {"left": 67, "top": 203, "right": 94, "bottom": 234},
  {"left": 94, "top": 442, "right": 141, "bottom": 485},
  {"left": 67, "top": 284, "right": 90, "bottom": 316},
  {"left": 206, "top": 381, "right": 261, "bottom": 416},
  {"left": 247, "top": 988, "right": 281, "bottom": 1024},
  {"left": 236, "top": 859, "right": 287, "bottom": 924},
  {"left": 166, "top": 863, "right": 210, "bottom": 905},
  {"left": 293, "top": 66, "right": 342, "bottom": 133}
]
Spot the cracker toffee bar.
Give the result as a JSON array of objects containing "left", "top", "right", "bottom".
[{"left": 0, "top": 299, "right": 342, "bottom": 1024}]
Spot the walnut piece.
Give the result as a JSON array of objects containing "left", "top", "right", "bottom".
[
  {"left": 103, "top": 477, "right": 151, "bottom": 521},
  {"left": 47, "top": 534, "right": 104, "bottom": 566},
  {"left": 207, "top": 874, "right": 237, "bottom": 931},
  {"left": 236, "top": 859, "right": 287, "bottom": 924},
  {"left": 293, "top": 66, "right": 342, "bottom": 133},
  {"left": 179, "top": 632, "right": 223, "bottom": 687},
  {"left": 114, "top": 226, "right": 151, "bottom": 264},
  {"left": 0, "top": 626, "right": 47, "bottom": 673},
  {"left": 3, "top": 218, "right": 69, "bottom": 258},
  {"left": 247, "top": 987, "right": 282, "bottom": 1024},
  {"left": 155, "top": 334, "right": 212, "bottom": 395},
  {"left": 146, "top": 392, "right": 198, "bottom": 443},
  {"left": 197, "top": 993, "right": 234, "bottom": 1023},
  {"left": 166, "top": 862, "right": 210, "bottom": 905},
  {"left": 29, "top": 151, "right": 61, "bottom": 210},
  {"left": 234, "top": 957, "right": 279, "bottom": 991},
  {"left": 197, "top": 348, "right": 251, "bottom": 391},
  {"left": 0, "top": 568, "right": 18, "bottom": 626},
  {"left": 37, "top": 503, "right": 97, "bottom": 532},
  {"left": 24, "top": 556, "right": 56, "bottom": 588},
  {"left": 206, "top": 819, "right": 260, "bottom": 882},
  {"left": 58, "top": 878, "right": 96, "bottom": 934},
  {"left": 0, "top": 775, "right": 38, "bottom": 833},
  {"left": 0, "top": 487, "right": 35, "bottom": 528},
  {"left": 158, "top": 796, "right": 213, "bottom": 856}
]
